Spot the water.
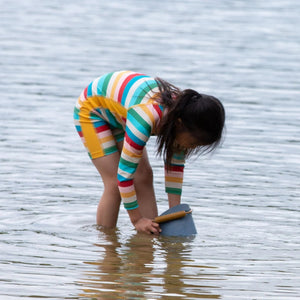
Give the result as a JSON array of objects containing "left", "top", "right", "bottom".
[{"left": 1, "top": 0, "right": 299, "bottom": 299}]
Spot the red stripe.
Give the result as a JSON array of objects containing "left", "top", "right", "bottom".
[
  {"left": 83, "top": 86, "right": 88, "bottom": 99},
  {"left": 166, "top": 165, "right": 184, "bottom": 172},
  {"left": 153, "top": 104, "right": 163, "bottom": 118},
  {"left": 125, "top": 134, "right": 144, "bottom": 151},
  {"left": 78, "top": 131, "right": 83, "bottom": 137},
  {"left": 118, "top": 179, "right": 133, "bottom": 187},
  {"left": 95, "top": 124, "right": 110, "bottom": 133},
  {"left": 117, "top": 74, "right": 138, "bottom": 103}
]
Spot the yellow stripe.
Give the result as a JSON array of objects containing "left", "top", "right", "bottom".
[
  {"left": 121, "top": 190, "right": 136, "bottom": 198},
  {"left": 81, "top": 95, "right": 127, "bottom": 119},
  {"left": 99, "top": 135, "right": 115, "bottom": 143},
  {"left": 123, "top": 146, "right": 140, "bottom": 158},
  {"left": 165, "top": 176, "right": 183, "bottom": 183},
  {"left": 80, "top": 118, "right": 104, "bottom": 157},
  {"left": 110, "top": 71, "right": 129, "bottom": 99},
  {"left": 140, "top": 104, "right": 155, "bottom": 125}
]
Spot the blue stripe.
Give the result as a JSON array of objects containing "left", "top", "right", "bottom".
[
  {"left": 173, "top": 151, "right": 185, "bottom": 160},
  {"left": 75, "top": 125, "right": 81, "bottom": 132},
  {"left": 117, "top": 173, "right": 129, "bottom": 182},
  {"left": 127, "top": 110, "right": 151, "bottom": 137},
  {"left": 124, "top": 201, "right": 139, "bottom": 210},
  {"left": 128, "top": 79, "right": 157, "bottom": 106},
  {"left": 93, "top": 120, "right": 106, "bottom": 128},
  {"left": 87, "top": 82, "right": 93, "bottom": 97},
  {"left": 118, "top": 161, "right": 136, "bottom": 176},
  {"left": 120, "top": 75, "right": 148, "bottom": 105},
  {"left": 105, "top": 109, "right": 119, "bottom": 128},
  {"left": 96, "top": 76, "right": 106, "bottom": 96},
  {"left": 73, "top": 112, "right": 79, "bottom": 120},
  {"left": 126, "top": 127, "right": 146, "bottom": 146}
]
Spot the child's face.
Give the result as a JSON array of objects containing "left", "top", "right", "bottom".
[{"left": 174, "top": 131, "right": 199, "bottom": 150}]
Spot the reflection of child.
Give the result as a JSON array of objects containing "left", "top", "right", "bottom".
[{"left": 74, "top": 71, "right": 225, "bottom": 235}]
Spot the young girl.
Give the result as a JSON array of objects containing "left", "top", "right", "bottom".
[{"left": 74, "top": 71, "right": 225, "bottom": 235}]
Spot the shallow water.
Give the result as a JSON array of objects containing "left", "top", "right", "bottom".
[{"left": 1, "top": 0, "right": 300, "bottom": 299}]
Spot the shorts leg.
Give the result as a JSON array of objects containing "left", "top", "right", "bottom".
[{"left": 74, "top": 107, "right": 122, "bottom": 159}]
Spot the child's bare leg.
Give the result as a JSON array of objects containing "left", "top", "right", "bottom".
[
  {"left": 134, "top": 149, "right": 158, "bottom": 220},
  {"left": 92, "top": 152, "right": 121, "bottom": 228},
  {"left": 93, "top": 145, "right": 157, "bottom": 227}
]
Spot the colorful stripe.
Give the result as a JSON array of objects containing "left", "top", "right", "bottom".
[
  {"left": 74, "top": 71, "right": 185, "bottom": 210},
  {"left": 165, "top": 153, "right": 185, "bottom": 195}
]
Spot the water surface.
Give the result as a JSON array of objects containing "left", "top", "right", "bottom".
[{"left": 1, "top": 0, "right": 299, "bottom": 299}]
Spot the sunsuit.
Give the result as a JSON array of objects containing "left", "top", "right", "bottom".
[{"left": 74, "top": 70, "right": 185, "bottom": 210}]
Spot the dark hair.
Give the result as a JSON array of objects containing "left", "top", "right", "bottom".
[{"left": 155, "top": 77, "right": 225, "bottom": 167}]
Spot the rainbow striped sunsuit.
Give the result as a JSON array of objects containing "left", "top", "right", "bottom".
[{"left": 74, "top": 71, "right": 185, "bottom": 210}]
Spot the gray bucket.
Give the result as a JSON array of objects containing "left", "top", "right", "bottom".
[{"left": 159, "top": 203, "right": 197, "bottom": 237}]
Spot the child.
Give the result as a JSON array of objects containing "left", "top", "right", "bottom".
[{"left": 74, "top": 71, "right": 225, "bottom": 235}]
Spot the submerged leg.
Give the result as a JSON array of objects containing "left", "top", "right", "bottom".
[{"left": 92, "top": 151, "right": 121, "bottom": 228}]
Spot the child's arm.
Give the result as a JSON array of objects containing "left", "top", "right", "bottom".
[
  {"left": 168, "top": 193, "right": 181, "bottom": 208},
  {"left": 118, "top": 105, "right": 160, "bottom": 234},
  {"left": 165, "top": 152, "right": 185, "bottom": 207},
  {"left": 118, "top": 107, "right": 153, "bottom": 210}
]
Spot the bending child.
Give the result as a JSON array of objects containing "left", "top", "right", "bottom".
[{"left": 74, "top": 71, "right": 225, "bottom": 235}]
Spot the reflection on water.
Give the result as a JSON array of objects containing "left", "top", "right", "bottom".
[
  {"left": 1, "top": 0, "right": 300, "bottom": 298},
  {"left": 79, "top": 228, "right": 221, "bottom": 299}
]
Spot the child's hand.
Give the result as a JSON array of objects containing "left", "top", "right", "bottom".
[{"left": 134, "top": 217, "right": 161, "bottom": 235}]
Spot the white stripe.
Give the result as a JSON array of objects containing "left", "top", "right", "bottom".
[
  {"left": 112, "top": 71, "right": 135, "bottom": 100},
  {"left": 140, "top": 86, "right": 160, "bottom": 104},
  {"left": 74, "top": 119, "right": 80, "bottom": 126},
  {"left": 75, "top": 102, "right": 81, "bottom": 109},
  {"left": 92, "top": 77, "right": 101, "bottom": 96},
  {"left": 165, "top": 170, "right": 183, "bottom": 178},
  {"left": 171, "top": 157, "right": 185, "bottom": 165},
  {"left": 102, "top": 140, "right": 116, "bottom": 149},
  {"left": 98, "top": 108, "right": 109, "bottom": 122},
  {"left": 165, "top": 181, "right": 182, "bottom": 189},
  {"left": 120, "top": 151, "right": 141, "bottom": 164},
  {"left": 80, "top": 90, "right": 86, "bottom": 101},
  {"left": 124, "top": 77, "right": 149, "bottom": 108},
  {"left": 150, "top": 103, "right": 160, "bottom": 120},
  {"left": 122, "top": 195, "right": 137, "bottom": 204},
  {"left": 134, "top": 106, "right": 154, "bottom": 129},
  {"left": 118, "top": 168, "right": 134, "bottom": 180},
  {"left": 106, "top": 72, "right": 120, "bottom": 99},
  {"left": 127, "top": 119, "right": 148, "bottom": 142}
]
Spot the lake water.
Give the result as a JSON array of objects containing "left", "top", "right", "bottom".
[{"left": 1, "top": 0, "right": 299, "bottom": 299}]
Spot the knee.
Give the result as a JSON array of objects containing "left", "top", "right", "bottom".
[{"left": 103, "top": 176, "right": 120, "bottom": 195}]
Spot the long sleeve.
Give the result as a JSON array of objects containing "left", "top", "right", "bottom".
[
  {"left": 165, "top": 151, "right": 185, "bottom": 195},
  {"left": 117, "top": 103, "right": 163, "bottom": 210}
]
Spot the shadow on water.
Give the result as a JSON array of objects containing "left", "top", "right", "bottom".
[{"left": 78, "top": 227, "right": 221, "bottom": 299}]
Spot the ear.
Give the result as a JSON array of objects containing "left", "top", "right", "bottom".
[{"left": 176, "top": 118, "right": 185, "bottom": 131}]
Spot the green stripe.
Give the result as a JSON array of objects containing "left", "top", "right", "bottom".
[
  {"left": 119, "top": 157, "right": 138, "bottom": 169},
  {"left": 104, "top": 146, "right": 118, "bottom": 155},
  {"left": 173, "top": 151, "right": 185, "bottom": 160},
  {"left": 102, "top": 72, "right": 114, "bottom": 97},
  {"left": 166, "top": 187, "right": 182, "bottom": 195},
  {"left": 90, "top": 111, "right": 99, "bottom": 118},
  {"left": 115, "top": 132, "right": 125, "bottom": 142},
  {"left": 136, "top": 81, "right": 157, "bottom": 101},
  {"left": 74, "top": 107, "right": 80, "bottom": 114},
  {"left": 129, "top": 109, "right": 151, "bottom": 134},
  {"left": 124, "top": 201, "right": 139, "bottom": 210}
]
